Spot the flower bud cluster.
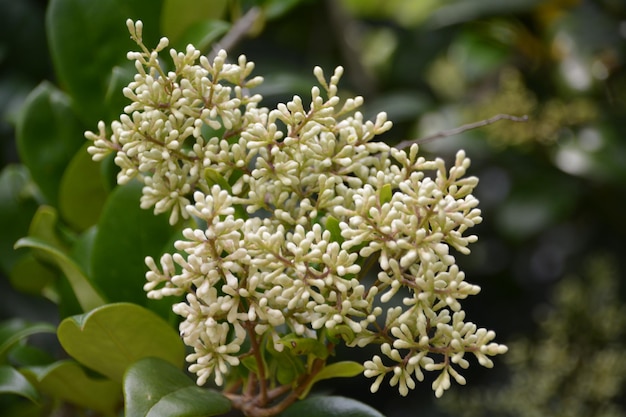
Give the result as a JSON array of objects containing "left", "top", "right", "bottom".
[{"left": 86, "top": 20, "right": 506, "bottom": 397}]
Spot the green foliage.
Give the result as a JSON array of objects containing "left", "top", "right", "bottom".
[
  {"left": 2, "top": 0, "right": 626, "bottom": 416},
  {"left": 124, "top": 357, "right": 231, "bottom": 417},
  {"left": 57, "top": 303, "right": 185, "bottom": 383}
]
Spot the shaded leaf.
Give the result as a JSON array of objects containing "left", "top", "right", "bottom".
[
  {"left": 161, "top": 0, "right": 228, "bottom": 47},
  {"left": 14, "top": 237, "right": 106, "bottom": 312},
  {"left": 57, "top": 303, "right": 184, "bottom": 383},
  {"left": 0, "top": 165, "right": 40, "bottom": 275},
  {"left": 0, "top": 366, "right": 40, "bottom": 403},
  {"left": 8, "top": 252, "right": 57, "bottom": 297},
  {"left": 23, "top": 361, "right": 120, "bottom": 413},
  {"left": 0, "top": 319, "right": 56, "bottom": 358},
  {"left": 15, "top": 82, "right": 84, "bottom": 206},
  {"left": 90, "top": 181, "right": 178, "bottom": 318},
  {"left": 46, "top": 0, "right": 163, "bottom": 123},
  {"left": 280, "top": 396, "right": 385, "bottom": 417},
  {"left": 124, "top": 357, "right": 231, "bottom": 417},
  {"left": 58, "top": 143, "right": 108, "bottom": 231},
  {"left": 175, "top": 20, "right": 231, "bottom": 54}
]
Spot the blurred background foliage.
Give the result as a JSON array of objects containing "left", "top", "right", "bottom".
[{"left": 1, "top": 0, "right": 625, "bottom": 416}]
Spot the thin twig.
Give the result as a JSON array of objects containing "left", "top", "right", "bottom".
[
  {"left": 394, "top": 113, "right": 529, "bottom": 150},
  {"left": 208, "top": 6, "right": 262, "bottom": 61}
]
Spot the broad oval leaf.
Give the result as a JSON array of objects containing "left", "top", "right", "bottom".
[
  {"left": 0, "top": 365, "right": 40, "bottom": 403},
  {"left": 124, "top": 357, "right": 231, "bottom": 417},
  {"left": 21, "top": 360, "right": 119, "bottom": 413},
  {"left": 280, "top": 396, "right": 385, "bottom": 417},
  {"left": 57, "top": 303, "right": 184, "bottom": 383}
]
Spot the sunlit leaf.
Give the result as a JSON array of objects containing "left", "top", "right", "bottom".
[
  {"left": 57, "top": 303, "right": 184, "bottom": 383},
  {"left": 300, "top": 361, "right": 364, "bottom": 399}
]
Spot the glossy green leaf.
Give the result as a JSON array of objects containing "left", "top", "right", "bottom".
[
  {"left": 0, "top": 319, "right": 56, "bottom": 358},
  {"left": 161, "top": 0, "right": 227, "bottom": 46},
  {"left": 46, "top": 0, "right": 163, "bottom": 123},
  {"left": 124, "top": 357, "right": 231, "bottom": 417},
  {"left": 0, "top": 165, "right": 40, "bottom": 275},
  {"left": 58, "top": 143, "right": 108, "bottom": 231},
  {"left": 279, "top": 396, "right": 385, "bottom": 417},
  {"left": 15, "top": 82, "right": 84, "bottom": 206},
  {"left": 90, "top": 182, "right": 178, "bottom": 317},
  {"left": 14, "top": 237, "right": 106, "bottom": 312},
  {"left": 300, "top": 361, "right": 364, "bottom": 399},
  {"left": 0, "top": 366, "right": 40, "bottom": 403},
  {"left": 22, "top": 360, "right": 119, "bottom": 413},
  {"left": 57, "top": 303, "right": 184, "bottom": 383}
]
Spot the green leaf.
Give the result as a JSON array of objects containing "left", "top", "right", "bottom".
[
  {"left": 46, "top": 0, "right": 163, "bottom": 123},
  {"left": 58, "top": 143, "right": 108, "bottom": 231},
  {"left": 124, "top": 357, "right": 231, "bottom": 417},
  {"left": 14, "top": 237, "right": 106, "bottom": 312},
  {"left": 90, "top": 182, "right": 178, "bottom": 318},
  {"left": 278, "top": 336, "right": 329, "bottom": 360},
  {"left": 0, "top": 165, "right": 40, "bottom": 275},
  {"left": 204, "top": 168, "right": 232, "bottom": 193},
  {"left": 325, "top": 215, "right": 343, "bottom": 245},
  {"left": 27, "top": 205, "right": 70, "bottom": 261},
  {"left": 266, "top": 339, "right": 306, "bottom": 386},
  {"left": 57, "top": 303, "right": 184, "bottom": 383},
  {"left": 279, "top": 396, "right": 385, "bottom": 417},
  {"left": 175, "top": 20, "right": 231, "bottom": 54},
  {"left": 379, "top": 183, "right": 392, "bottom": 205},
  {"left": 0, "top": 319, "right": 56, "bottom": 358},
  {"left": 0, "top": 366, "right": 40, "bottom": 403},
  {"left": 300, "top": 361, "right": 364, "bottom": 399},
  {"left": 22, "top": 361, "right": 119, "bottom": 413},
  {"left": 161, "top": 0, "right": 228, "bottom": 47},
  {"left": 15, "top": 82, "right": 84, "bottom": 206},
  {"left": 8, "top": 252, "right": 57, "bottom": 297}
]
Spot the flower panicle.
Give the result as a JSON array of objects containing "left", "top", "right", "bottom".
[{"left": 86, "top": 20, "right": 507, "bottom": 399}]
